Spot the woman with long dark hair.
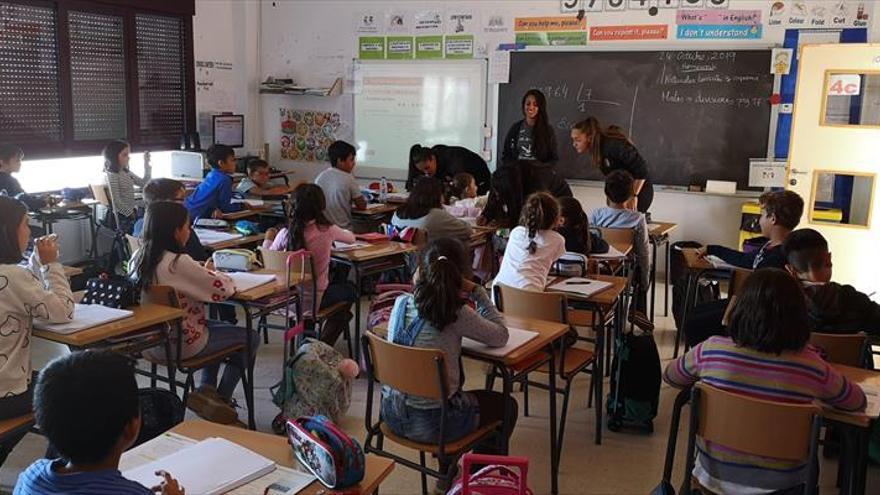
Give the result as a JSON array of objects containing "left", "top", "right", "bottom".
[
  {"left": 570, "top": 117, "right": 654, "bottom": 213},
  {"left": 501, "top": 89, "right": 558, "bottom": 165},
  {"left": 406, "top": 144, "right": 491, "bottom": 195}
]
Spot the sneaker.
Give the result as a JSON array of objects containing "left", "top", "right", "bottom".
[
  {"left": 187, "top": 389, "right": 239, "bottom": 425},
  {"left": 629, "top": 310, "right": 655, "bottom": 333}
]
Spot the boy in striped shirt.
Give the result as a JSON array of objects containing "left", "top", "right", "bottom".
[{"left": 665, "top": 269, "right": 865, "bottom": 494}]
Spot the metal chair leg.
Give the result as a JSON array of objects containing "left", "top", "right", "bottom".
[
  {"left": 150, "top": 363, "right": 158, "bottom": 388},
  {"left": 419, "top": 451, "right": 428, "bottom": 495},
  {"left": 523, "top": 379, "right": 530, "bottom": 417},
  {"left": 557, "top": 379, "right": 574, "bottom": 464}
]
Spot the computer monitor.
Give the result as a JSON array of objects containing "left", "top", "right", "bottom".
[
  {"left": 170, "top": 151, "right": 205, "bottom": 179},
  {"left": 212, "top": 114, "right": 244, "bottom": 148}
]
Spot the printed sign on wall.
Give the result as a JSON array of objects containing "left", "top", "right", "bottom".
[
  {"left": 280, "top": 109, "right": 342, "bottom": 162},
  {"left": 590, "top": 24, "right": 668, "bottom": 41}
]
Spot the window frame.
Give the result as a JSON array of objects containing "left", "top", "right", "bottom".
[{"left": 1, "top": 0, "right": 195, "bottom": 159}]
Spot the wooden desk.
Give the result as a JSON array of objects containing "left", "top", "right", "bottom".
[
  {"left": 220, "top": 208, "right": 268, "bottom": 221},
  {"left": 465, "top": 315, "right": 568, "bottom": 494},
  {"left": 332, "top": 241, "right": 419, "bottom": 360},
  {"left": 353, "top": 203, "right": 398, "bottom": 218},
  {"left": 824, "top": 365, "right": 880, "bottom": 495},
  {"left": 168, "top": 420, "right": 395, "bottom": 495},
  {"left": 648, "top": 221, "right": 677, "bottom": 320},
  {"left": 231, "top": 268, "right": 307, "bottom": 302},
  {"left": 62, "top": 265, "right": 84, "bottom": 278},
  {"left": 203, "top": 232, "right": 267, "bottom": 251},
  {"left": 33, "top": 303, "right": 184, "bottom": 348}
]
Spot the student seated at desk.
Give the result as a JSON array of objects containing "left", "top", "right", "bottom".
[
  {"left": 785, "top": 228, "right": 880, "bottom": 335},
  {"left": 664, "top": 269, "right": 865, "bottom": 495},
  {"left": 383, "top": 238, "right": 515, "bottom": 492},
  {"left": 0, "top": 144, "right": 47, "bottom": 211},
  {"left": 0, "top": 197, "right": 74, "bottom": 466},
  {"left": 14, "top": 351, "right": 184, "bottom": 495},
  {"left": 447, "top": 172, "right": 487, "bottom": 212},
  {"left": 697, "top": 190, "right": 804, "bottom": 271},
  {"left": 589, "top": 170, "right": 651, "bottom": 330},
  {"left": 184, "top": 144, "right": 247, "bottom": 221},
  {"left": 264, "top": 183, "right": 356, "bottom": 346},
  {"left": 135, "top": 178, "right": 207, "bottom": 262},
  {"left": 391, "top": 177, "right": 473, "bottom": 245},
  {"left": 130, "top": 201, "right": 257, "bottom": 426},
  {"left": 314, "top": 140, "right": 366, "bottom": 231},
  {"left": 236, "top": 159, "right": 291, "bottom": 199},
  {"left": 493, "top": 192, "right": 566, "bottom": 292},
  {"left": 685, "top": 190, "right": 805, "bottom": 347},
  {"left": 103, "top": 140, "right": 150, "bottom": 234},
  {"left": 557, "top": 197, "right": 608, "bottom": 255}
]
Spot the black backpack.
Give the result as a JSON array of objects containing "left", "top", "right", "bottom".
[{"left": 606, "top": 330, "right": 661, "bottom": 433}]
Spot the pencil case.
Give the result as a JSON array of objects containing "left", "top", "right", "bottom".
[{"left": 287, "top": 416, "right": 365, "bottom": 489}]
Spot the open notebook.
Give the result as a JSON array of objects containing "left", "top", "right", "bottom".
[
  {"left": 123, "top": 437, "right": 276, "bottom": 495},
  {"left": 462, "top": 327, "right": 538, "bottom": 357},
  {"left": 33, "top": 304, "right": 133, "bottom": 335},
  {"left": 547, "top": 277, "right": 613, "bottom": 299}
]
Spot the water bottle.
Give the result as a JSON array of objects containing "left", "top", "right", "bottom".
[{"left": 379, "top": 177, "right": 388, "bottom": 203}]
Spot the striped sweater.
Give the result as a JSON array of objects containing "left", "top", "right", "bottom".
[{"left": 664, "top": 336, "right": 866, "bottom": 494}]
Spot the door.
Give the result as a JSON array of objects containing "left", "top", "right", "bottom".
[{"left": 787, "top": 44, "right": 880, "bottom": 295}]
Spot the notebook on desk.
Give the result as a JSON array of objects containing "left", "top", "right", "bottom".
[
  {"left": 123, "top": 437, "right": 276, "bottom": 495},
  {"left": 547, "top": 278, "right": 613, "bottom": 298},
  {"left": 462, "top": 327, "right": 538, "bottom": 357},
  {"left": 33, "top": 304, "right": 133, "bottom": 335},
  {"left": 194, "top": 228, "right": 244, "bottom": 245},
  {"left": 228, "top": 272, "right": 277, "bottom": 292}
]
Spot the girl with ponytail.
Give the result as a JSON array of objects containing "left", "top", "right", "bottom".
[
  {"left": 493, "top": 192, "right": 566, "bottom": 291},
  {"left": 570, "top": 116, "right": 654, "bottom": 213},
  {"left": 381, "top": 238, "right": 516, "bottom": 490}
]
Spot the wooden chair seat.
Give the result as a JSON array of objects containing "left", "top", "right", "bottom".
[
  {"left": 179, "top": 344, "right": 246, "bottom": 370},
  {"left": 510, "top": 350, "right": 551, "bottom": 374},
  {"left": 316, "top": 301, "right": 349, "bottom": 321},
  {"left": 0, "top": 413, "right": 35, "bottom": 440},
  {"left": 379, "top": 421, "right": 502, "bottom": 455},
  {"left": 540, "top": 347, "right": 596, "bottom": 379}
]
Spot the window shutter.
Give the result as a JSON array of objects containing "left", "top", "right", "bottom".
[
  {"left": 0, "top": 2, "right": 62, "bottom": 145},
  {"left": 68, "top": 10, "right": 127, "bottom": 141},
  {"left": 136, "top": 13, "right": 187, "bottom": 147}
]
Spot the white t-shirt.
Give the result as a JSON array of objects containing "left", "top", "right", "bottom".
[
  {"left": 494, "top": 226, "right": 566, "bottom": 292},
  {"left": 315, "top": 167, "right": 361, "bottom": 230}
]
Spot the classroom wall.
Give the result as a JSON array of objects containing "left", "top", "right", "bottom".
[{"left": 257, "top": 0, "right": 880, "bottom": 251}]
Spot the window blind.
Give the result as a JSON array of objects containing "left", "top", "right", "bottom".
[{"left": 136, "top": 13, "right": 186, "bottom": 147}]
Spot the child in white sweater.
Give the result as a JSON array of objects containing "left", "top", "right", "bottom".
[
  {"left": 130, "top": 201, "right": 254, "bottom": 426},
  {"left": 493, "top": 192, "right": 565, "bottom": 291},
  {"left": 0, "top": 196, "right": 74, "bottom": 464}
]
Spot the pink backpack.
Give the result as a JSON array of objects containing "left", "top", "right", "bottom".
[{"left": 447, "top": 454, "right": 532, "bottom": 495}]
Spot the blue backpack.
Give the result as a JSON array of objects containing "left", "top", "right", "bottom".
[{"left": 287, "top": 415, "right": 365, "bottom": 489}]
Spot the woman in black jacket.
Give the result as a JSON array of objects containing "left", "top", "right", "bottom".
[
  {"left": 501, "top": 89, "right": 558, "bottom": 166},
  {"left": 406, "top": 144, "right": 491, "bottom": 194},
  {"left": 570, "top": 117, "right": 653, "bottom": 213}
]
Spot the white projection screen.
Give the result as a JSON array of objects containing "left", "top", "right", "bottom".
[{"left": 354, "top": 60, "right": 487, "bottom": 180}]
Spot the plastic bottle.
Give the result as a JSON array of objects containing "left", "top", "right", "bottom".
[{"left": 379, "top": 176, "right": 388, "bottom": 202}]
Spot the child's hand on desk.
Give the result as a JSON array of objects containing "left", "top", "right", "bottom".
[
  {"left": 204, "top": 257, "right": 216, "bottom": 271},
  {"left": 695, "top": 247, "right": 708, "bottom": 259},
  {"left": 265, "top": 227, "right": 278, "bottom": 242},
  {"left": 211, "top": 209, "right": 224, "bottom": 219},
  {"left": 151, "top": 470, "right": 184, "bottom": 495},
  {"left": 35, "top": 235, "right": 60, "bottom": 264}
]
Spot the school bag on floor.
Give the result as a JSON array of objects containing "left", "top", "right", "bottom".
[
  {"left": 446, "top": 454, "right": 532, "bottom": 495},
  {"left": 270, "top": 339, "right": 353, "bottom": 428},
  {"left": 606, "top": 328, "right": 661, "bottom": 433}
]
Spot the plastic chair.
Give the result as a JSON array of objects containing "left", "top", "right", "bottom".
[
  {"left": 492, "top": 284, "right": 602, "bottom": 450},
  {"left": 682, "top": 383, "right": 821, "bottom": 495},
  {"left": 362, "top": 332, "right": 502, "bottom": 495}
]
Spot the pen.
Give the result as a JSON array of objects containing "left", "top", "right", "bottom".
[{"left": 565, "top": 280, "right": 590, "bottom": 285}]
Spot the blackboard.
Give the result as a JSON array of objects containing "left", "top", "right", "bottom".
[{"left": 498, "top": 50, "right": 773, "bottom": 189}]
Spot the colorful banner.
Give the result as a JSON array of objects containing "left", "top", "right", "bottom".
[
  {"left": 768, "top": 1, "right": 869, "bottom": 28},
  {"left": 358, "top": 37, "right": 385, "bottom": 59},
  {"left": 676, "top": 9, "right": 761, "bottom": 25},
  {"left": 444, "top": 35, "right": 474, "bottom": 59},
  {"left": 515, "top": 31, "right": 587, "bottom": 46},
  {"left": 514, "top": 16, "right": 586, "bottom": 32},
  {"left": 676, "top": 24, "right": 762, "bottom": 40},
  {"left": 386, "top": 36, "right": 414, "bottom": 59},
  {"left": 590, "top": 24, "right": 668, "bottom": 41},
  {"left": 415, "top": 35, "right": 443, "bottom": 59}
]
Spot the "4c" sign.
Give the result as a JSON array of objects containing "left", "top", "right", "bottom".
[{"left": 827, "top": 74, "right": 862, "bottom": 96}]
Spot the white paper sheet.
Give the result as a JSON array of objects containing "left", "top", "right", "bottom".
[
  {"left": 589, "top": 245, "right": 626, "bottom": 259},
  {"left": 119, "top": 432, "right": 197, "bottom": 472},
  {"left": 228, "top": 272, "right": 277, "bottom": 293},
  {"left": 332, "top": 241, "right": 371, "bottom": 252},
  {"left": 33, "top": 304, "right": 133, "bottom": 335},
  {"left": 462, "top": 327, "right": 538, "bottom": 357},
  {"left": 123, "top": 437, "right": 276, "bottom": 495},
  {"left": 194, "top": 228, "right": 243, "bottom": 245},
  {"left": 704, "top": 254, "right": 737, "bottom": 270},
  {"left": 489, "top": 50, "right": 510, "bottom": 84},
  {"left": 547, "top": 277, "right": 614, "bottom": 299},
  {"left": 227, "top": 465, "right": 316, "bottom": 495}
]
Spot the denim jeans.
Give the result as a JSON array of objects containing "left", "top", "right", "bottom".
[
  {"left": 198, "top": 321, "right": 261, "bottom": 399},
  {"left": 381, "top": 390, "right": 480, "bottom": 444}
]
